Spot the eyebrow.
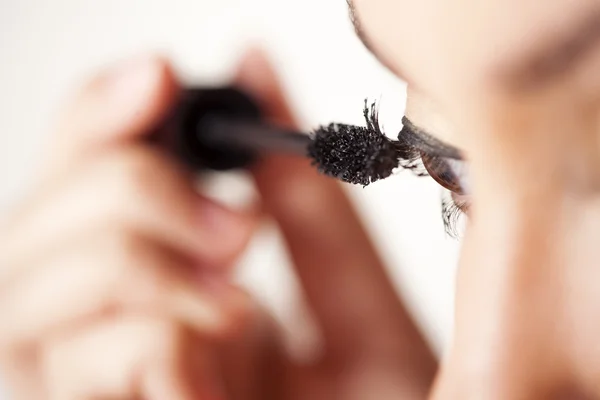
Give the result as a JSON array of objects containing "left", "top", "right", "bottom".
[
  {"left": 400, "top": 117, "right": 463, "bottom": 160},
  {"left": 498, "top": 8, "right": 600, "bottom": 90}
]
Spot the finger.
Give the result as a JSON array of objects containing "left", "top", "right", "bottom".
[
  {"left": 234, "top": 48, "right": 296, "bottom": 128},
  {"left": 0, "top": 230, "right": 251, "bottom": 350},
  {"left": 47, "top": 55, "right": 179, "bottom": 174},
  {"left": 216, "top": 303, "right": 287, "bottom": 400},
  {"left": 42, "top": 316, "right": 222, "bottom": 400},
  {"left": 1, "top": 146, "right": 257, "bottom": 280},
  {"left": 255, "top": 157, "right": 436, "bottom": 367},
  {"left": 142, "top": 336, "right": 225, "bottom": 400},
  {"left": 238, "top": 50, "right": 436, "bottom": 368}
]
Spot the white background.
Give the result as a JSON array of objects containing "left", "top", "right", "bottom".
[{"left": 0, "top": 0, "right": 460, "bottom": 395}]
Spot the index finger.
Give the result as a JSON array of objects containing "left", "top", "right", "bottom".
[{"left": 237, "top": 49, "right": 437, "bottom": 373}]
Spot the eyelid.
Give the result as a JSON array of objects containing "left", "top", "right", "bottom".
[{"left": 421, "top": 152, "right": 468, "bottom": 195}]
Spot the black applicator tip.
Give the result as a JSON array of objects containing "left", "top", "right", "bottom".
[
  {"left": 307, "top": 101, "right": 402, "bottom": 186},
  {"left": 308, "top": 123, "right": 400, "bottom": 186}
]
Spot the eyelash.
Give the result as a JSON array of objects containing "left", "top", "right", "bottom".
[
  {"left": 363, "top": 101, "right": 468, "bottom": 236},
  {"left": 442, "top": 193, "right": 468, "bottom": 238}
]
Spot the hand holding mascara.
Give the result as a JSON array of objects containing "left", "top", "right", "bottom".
[{"left": 0, "top": 53, "right": 438, "bottom": 400}]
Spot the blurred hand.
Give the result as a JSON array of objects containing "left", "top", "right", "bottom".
[
  {"left": 0, "top": 51, "right": 437, "bottom": 400},
  {"left": 0, "top": 56, "right": 257, "bottom": 400}
]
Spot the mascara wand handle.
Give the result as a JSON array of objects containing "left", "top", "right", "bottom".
[
  {"left": 159, "top": 86, "right": 311, "bottom": 171},
  {"left": 161, "top": 87, "right": 263, "bottom": 171},
  {"left": 200, "top": 117, "right": 311, "bottom": 158}
]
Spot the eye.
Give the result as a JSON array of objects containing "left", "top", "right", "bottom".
[{"left": 420, "top": 152, "right": 470, "bottom": 196}]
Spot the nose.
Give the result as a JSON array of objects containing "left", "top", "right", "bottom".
[{"left": 429, "top": 162, "right": 600, "bottom": 399}]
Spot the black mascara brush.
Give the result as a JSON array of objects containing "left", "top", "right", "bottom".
[{"left": 161, "top": 87, "right": 403, "bottom": 186}]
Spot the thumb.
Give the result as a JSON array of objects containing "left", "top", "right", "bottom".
[{"left": 48, "top": 55, "right": 179, "bottom": 172}]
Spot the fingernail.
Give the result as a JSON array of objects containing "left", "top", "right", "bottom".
[
  {"left": 199, "top": 200, "right": 250, "bottom": 256},
  {"left": 103, "top": 56, "right": 159, "bottom": 106},
  {"left": 236, "top": 49, "right": 272, "bottom": 88}
]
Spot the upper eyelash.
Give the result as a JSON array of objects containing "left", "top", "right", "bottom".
[
  {"left": 400, "top": 117, "right": 462, "bottom": 160},
  {"left": 363, "top": 100, "right": 465, "bottom": 237},
  {"left": 363, "top": 100, "right": 428, "bottom": 175}
]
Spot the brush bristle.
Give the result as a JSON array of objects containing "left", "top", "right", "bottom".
[{"left": 307, "top": 102, "right": 400, "bottom": 186}]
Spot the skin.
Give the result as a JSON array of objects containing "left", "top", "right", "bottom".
[
  {"left": 2, "top": 0, "right": 600, "bottom": 399},
  {"left": 354, "top": 0, "right": 600, "bottom": 398}
]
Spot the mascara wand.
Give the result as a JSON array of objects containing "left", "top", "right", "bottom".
[{"left": 162, "top": 87, "right": 402, "bottom": 186}]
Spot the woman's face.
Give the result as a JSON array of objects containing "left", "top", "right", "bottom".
[{"left": 353, "top": 0, "right": 600, "bottom": 397}]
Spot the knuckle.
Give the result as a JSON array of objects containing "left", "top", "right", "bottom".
[
  {"left": 128, "top": 264, "right": 173, "bottom": 307},
  {"left": 105, "top": 229, "right": 149, "bottom": 269},
  {"left": 104, "top": 148, "right": 192, "bottom": 220},
  {"left": 115, "top": 149, "right": 165, "bottom": 200},
  {"left": 128, "top": 318, "right": 190, "bottom": 364},
  {"left": 104, "top": 231, "right": 174, "bottom": 305}
]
